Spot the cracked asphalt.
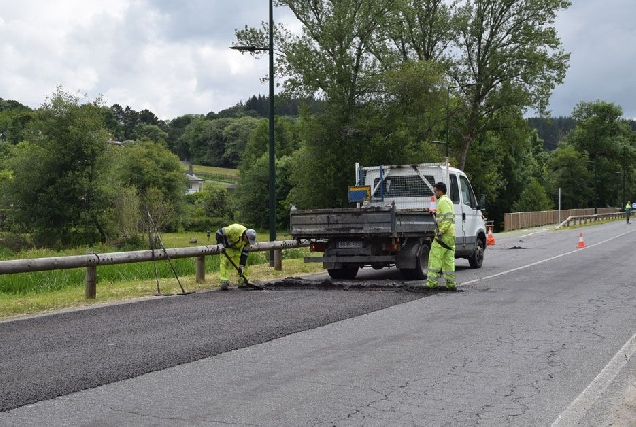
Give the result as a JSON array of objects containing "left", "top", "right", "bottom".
[{"left": 2, "top": 222, "right": 636, "bottom": 425}]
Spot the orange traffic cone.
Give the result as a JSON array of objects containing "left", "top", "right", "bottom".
[
  {"left": 429, "top": 196, "right": 437, "bottom": 213},
  {"left": 577, "top": 232, "right": 586, "bottom": 248},
  {"left": 486, "top": 226, "right": 496, "bottom": 246}
]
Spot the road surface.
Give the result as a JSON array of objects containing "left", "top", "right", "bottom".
[{"left": 1, "top": 222, "right": 636, "bottom": 425}]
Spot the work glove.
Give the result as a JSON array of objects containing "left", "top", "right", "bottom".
[
  {"left": 218, "top": 244, "right": 225, "bottom": 253},
  {"left": 238, "top": 265, "right": 245, "bottom": 276},
  {"left": 436, "top": 232, "right": 443, "bottom": 241}
]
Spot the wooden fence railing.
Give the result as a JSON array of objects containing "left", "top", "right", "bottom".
[
  {"left": 0, "top": 240, "right": 308, "bottom": 299},
  {"left": 503, "top": 208, "right": 622, "bottom": 231}
]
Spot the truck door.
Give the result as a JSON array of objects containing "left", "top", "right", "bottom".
[
  {"left": 448, "top": 174, "right": 465, "bottom": 250},
  {"left": 458, "top": 174, "right": 480, "bottom": 253}
]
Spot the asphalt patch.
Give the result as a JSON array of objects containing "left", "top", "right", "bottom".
[{"left": 260, "top": 277, "right": 463, "bottom": 294}]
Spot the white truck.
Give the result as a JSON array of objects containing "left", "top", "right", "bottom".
[{"left": 289, "top": 163, "right": 487, "bottom": 280}]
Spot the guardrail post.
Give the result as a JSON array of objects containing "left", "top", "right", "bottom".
[
  {"left": 274, "top": 249, "right": 282, "bottom": 271},
  {"left": 85, "top": 266, "right": 97, "bottom": 299},
  {"left": 274, "top": 249, "right": 283, "bottom": 271},
  {"left": 195, "top": 256, "right": 205, "bottom": 283}
]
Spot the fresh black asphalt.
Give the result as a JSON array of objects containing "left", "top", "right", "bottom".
[{"left": 0, "top": 279, "right": 440, "bottom": 412}]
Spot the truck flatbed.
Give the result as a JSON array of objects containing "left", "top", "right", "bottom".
[{"left": 290, "top": 205, "right": 437, "bottom": 240}]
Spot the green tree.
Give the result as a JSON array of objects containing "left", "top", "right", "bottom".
[
  {"left": 1, "top": 88, "right": 113, "bottom": 246},
  {"left": 166, "top": 114, "right": 197, "bottom": 159},
  {"left": 558, "top": 101, "right": 636, "bottom": 209},
  {"left": 512, "top": 179, "right": 553, "bottom": 212},
  {"left": 133, "top": 124, "right": 169, "bottom": 145},
  {"left": 237, "top": 1, "right": 407, "bottom": 209},
  {"left": 450, "top": 0, "right": 571, "bottom": 171},
  {"left": 116, "top": 140, "right": 187, "bottom": 231},
  {"left": 545, "top": 144, "right": 592, "bottom": 210},
  {"left": 0, "top": 98, "right": 33, "bottom": 144},
  {"left": 237, "top": 154, "right": 295, "bottom": 230},
  {"left": 236, "top": 116, "right": 300, "bottom": 228},
  {"left": 179, "top": 117, "right": 232, "bottom": 166},
  {"left": 237, "top": 0, "right": 570, "bottom": 211},
  {"left": 222, "top": 116, "right": 260, "bottom": 166}
]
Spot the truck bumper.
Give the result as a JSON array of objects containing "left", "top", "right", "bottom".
[{"left": 304, "top": 256, "right": 396, "bottom": 263}]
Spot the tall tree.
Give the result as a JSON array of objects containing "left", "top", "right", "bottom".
[
  {"left": 1, "top": 88, "right": 112, "bottom": 246},
  {"left": 179, "top": 117, "right": 232, "bottom": 167},
  {"left": 115, "top": 140, "right": 187, "bottom": 231},
  {"left": 451, "top": 0, "right": 571, "bottom": 170},
  {"left": 237, "top": 116, "right": 300, "bottom": 227},
  {"left": 0, "top": 98, "right": 33, "bottom": 144},
  {"left": 556, "top": 101, "right": 636, "bottom": 209},
  {"left": 546, "top": 144, "right": 592, "bottom": 210}
]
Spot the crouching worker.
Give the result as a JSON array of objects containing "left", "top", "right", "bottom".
[{"left": 215, "top": 224, "right": 257, "bottom": 290}]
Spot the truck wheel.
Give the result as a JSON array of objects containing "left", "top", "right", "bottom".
[
  {"left": 328, "top": 266, "right": 359, "bottom": 280},
  {"left": 468, "top": 238, "right": 485, "bottom": 268},
  {"left": 401, "top": 244, "right": 429, "bottom": 280}
]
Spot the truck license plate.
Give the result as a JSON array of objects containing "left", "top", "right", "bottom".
[{"left": 337, "top": 241, "right": 363, "bottom": 248}]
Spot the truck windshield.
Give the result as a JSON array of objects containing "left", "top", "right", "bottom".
[{"left": 372, "top": 175, "right": 435, "bottom": 198}]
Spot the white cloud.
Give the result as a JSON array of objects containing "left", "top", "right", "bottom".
[
  {"left": 1, "top": 1, "right": 635, "bottom": 120},
  {"left": 548, "top": 0, "right": 636, "bottom": 117}
]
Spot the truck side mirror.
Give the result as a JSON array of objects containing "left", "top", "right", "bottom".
[{"left": 477, "top": 194, "right": 487, "bottom": 210}]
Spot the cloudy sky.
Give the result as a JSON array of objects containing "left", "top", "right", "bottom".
[{"left": 0, "top": 1, "right": 634, "bottom": 120}]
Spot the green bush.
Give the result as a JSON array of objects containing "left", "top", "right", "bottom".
[{"left": 0, "top": 232, "right": 33, "bottom": 254}]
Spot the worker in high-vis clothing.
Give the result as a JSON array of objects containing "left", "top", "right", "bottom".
[
  {"left": 426, "top": 182, "right": 456, "bottom": 289},
  {"left": 215, "top": 224, "right": 257, "bottom": 290}
]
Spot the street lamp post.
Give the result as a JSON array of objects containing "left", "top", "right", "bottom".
[
  {"left": 232, "top": 0, "right": 276, "bottom": 267},
  {"left": 444, "top": 86, "right": 455, "bottom": 187},
  {"left": 266, "top": 0, "right": 276, "bottom": 267},
  {"left": 622, "top": 145, "right": 627, "bottom": 206}
]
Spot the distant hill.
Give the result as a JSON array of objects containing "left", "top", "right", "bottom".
[
  {"left": 527, "top": 116, "right": 636, "bottom": 151},
  {"left": 526, "top": 117, "right": 576, "bottom": 150}
]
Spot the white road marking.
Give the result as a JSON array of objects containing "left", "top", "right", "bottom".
[
  {"left": 459, "top": 228, "right": 636, "bottom": 425},
  {"left": 461, "top": 231, "right": 629, "bottom": 287},
  {"left": 552, "top": 333, "right": 636, "bottom": 426}
]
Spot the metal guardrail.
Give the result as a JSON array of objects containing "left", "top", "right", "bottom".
[
  {"left": 0, "top": 240, "right": 309, "bottom": 299},
  {"left": 556, "top": 212, "right": 625, "bottom": 228}
]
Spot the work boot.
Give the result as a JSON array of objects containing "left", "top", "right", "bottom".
[{"left": 219, "top": 280, "right": 229, "bottom": 291}]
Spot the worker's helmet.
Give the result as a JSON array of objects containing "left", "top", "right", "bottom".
[{"left": 245, "top": 229, "right": 257, "bottom": 245}]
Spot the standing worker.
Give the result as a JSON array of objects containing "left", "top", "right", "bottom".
[
  {"left": 626, "top": 201, "right": 632, "bottom": 224},
  {"left": 215, "top": 224, "right": 257, "bottom": 290},
  {"left": 426, "top": 182, "right": 456, "bottom": 289}
]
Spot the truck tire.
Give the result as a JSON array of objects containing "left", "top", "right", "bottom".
[
  {"left": 468, "top": 238, "right": 485, "bottom": 268},
  {"left": 401, "top": 244, "right": 429, "bottom": 280},
  {"left": 327, "top": 266, "right": 359, "bottom": 280}
]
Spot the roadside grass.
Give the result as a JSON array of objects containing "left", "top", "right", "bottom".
[
  {"left": 0, "top": 232, "right": 322, "bottom": 321},
  {"left": 184, "top": 164, "right": 239, "bottom": 184}
]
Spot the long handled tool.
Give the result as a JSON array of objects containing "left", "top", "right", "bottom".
[
  {"left": 147, "top": 211, "right": 193, "bottom": 295},
  {"left": 220, "top": 249, "right": 262, "bottom": 290}
]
